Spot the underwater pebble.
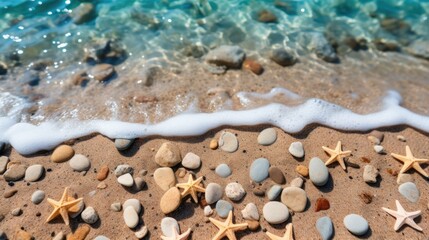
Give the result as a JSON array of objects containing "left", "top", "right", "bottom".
[
  {"left": 270, "top": 48, "right": 297, "bottom": 66},
  {"left": 205, "top": 45, "right": 245, "bottom": 69}
]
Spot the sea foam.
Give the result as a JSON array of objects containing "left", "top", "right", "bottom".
[{"left": 1, "top": 89, "right": 428, "bottom": 155}]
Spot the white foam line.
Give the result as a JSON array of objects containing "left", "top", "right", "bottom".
[{"left": 1, "top": 90, "right": 429, "bottom": 155}]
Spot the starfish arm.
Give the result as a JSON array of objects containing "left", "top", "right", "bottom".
[
  {"left": 63, "top": 197, "right": 83, "bottom": 208},
  {"left": 46, "top": 207, "right": 60, "bottom": 223},
  {"left": 322, "top": 146, "right": 335, "bottom": 155},
  {"left": 176, "top": 183, "right": 190, "bottom": 189},
  {"left": 324, "top": 156, "right": 337, "bottom": 166},
  {"left": 391, "top": 153, "right": 407, "bottom": 163},
  {"left": 47, "top": 198, "right": 60, "bottom": 206},
  {"left": 382, "top": 207, "right": 398, "bottom": 217},
  {"left": 393, "top": 216, "right": 406, "bottom": 231},
  {"left": 407, "top": 210, "right": 422, "bottom": 218},
  {"left": 60, "top": 187, "right": 69, "bottom": 202},
  {"left": 412, "top": 163, "right": 429, "bottom": 177},
  {"left": 395, "top": 200, "right": 405, "bottom": 212},
  {"left": 399, "top": 161, "right": 414, "bottom": 174},
  {"left": 193, "top": 185, "right": 206, "bottom": 193},
  {"left": 405, "top": 146, "right": 413, "bottom": 158},
  {"left": 211, "top": 229, "right": 226, "bottom": 240},
  {"left": 160, "top": 236, "right": 171, "bottom": 240},
  {"left": 189, "top": 189, "right": 199, "bottom": 203},
  {"left": 59, "top": 207, "right": 70, "bottom": 225},
  {"left": 178, "top": 228, "right": 192, "bottom": 240},
  {"left": 266, "top": 231, "right": 282, "bottom": 240},
  {"left": 337, "top": 157, "right": 347, "bottom": 170},
  {"left": 225, "top": 230, "right": 238, "bottom": 240},
  {"left": 404, "top": 218, "right": 423, "bottom": 231},
  {"left": 209, "top": 218, "right": 225, "bottom": 228},
  {"left": 285, "top": 223, "right": 294, "bottom": 240},
  {"left": 230, "top": 223, "right": 248, "bottom": 231}
]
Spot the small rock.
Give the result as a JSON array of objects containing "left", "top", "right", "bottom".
[
  {"left": 97, "top": 182, "right": 107, "bottom": 189},
  {"left": 134, "top": 225, "right": 148, "bottom": 239},
  {"left": 160, "top": 187, "right": 181, "bottom": 214},
  {"left": 24, "top": 164, "right": 44, "bottom": 182},
  {"left": 363, "top": 165, "right": 379, "bottom": 183},
  {"left": 315, "top": 197, "right": 330, "bottom": 212},
  {"left": 11, "top": 207, "right": 22, "bottom": 216},
  {"left": 296, "top": 165, "right": 309, "bottom": 177},
  {"left": 154, "top": 167, "right": 176, "bottom": 191},
  {"left": 134, "top": 177, "right": 146, "bottom": 191},
  {"left": 309, "top": 157, "right": 329, "bottom": 186},
  {"left": 373, "top": 145, "right": 385, "bottom": 154},
  {"left": 204, "top": 205, "right": 213, "bottom": 216},
  {"left": 270, "top": 48, "right": 297, "bottom": 66},
  {"left": 243, "top": 59, "right": 263, "bottom": 75},
  {"left": 241, "top": 203, "right": 259, "bottom": 220},
  {"left": 67, "top": 224, "right": 90, "bottom": 240},
  {"left": 81, "top": 206, "right": 98, "bottom": 224},
  {"left": 0, "top": 156, "right": 9, "bottom": 174},
  {"left": 31, "top": 190, "right": 45, "bottom": 204},
  {"left": 257, "top": 128, "right": 277, "bottom": 146},
  {"left": 69, "top": 154, "right": 91, "bottom": 172},
  {"left": 309, "top": 32, "right": 339, "bottom": 63},
  {"left": 397, "top": 135, "right": 406, "bottom": 142},
  {"left": 117, "top": 173, "right": 134, "bottom": 187},
  {"left": 216, "top": 200, "right": 233, "bottom": 218},
  {"left": 182, "top": 152, "right": 201, "bottom": 169},
  {"left": 161, "top": 217, "right": 179, "bottom": 237},
  {"left": 4, "top": 165, "right": 26, "bottom": 182},
  {"left": 398, "top": 182, "right": 420, "bottom": 203},
  {"left": 123, "top": 206, "right": 139, "bottom": 228},
  {"left": 176, "top": 168, "right": 187, "bottom": 178},
  {"left": 219, "top": 131, "right": 239, "bottom": 153},
  {"left": 15, "top": 230, "right": 32, "bottom": 240},
  {"left": 115, "top": 138, "right": 134, "bottom": 151},
  {"left": 367, "top": 136, "right": 380, "bottom": 145},
  {"left": 97, "top": 165, "right": 109, "bottom": 181},
  {"left": 3, "top": 189, "right": 17, "bottom": 198},
  {"left": 246, "top": 220, "right": 260, "bottom": 231},
  {"left": 343, "top": 214, "right": 369, "bottom": 236},
  {"left": 225, "top": 182, "right": 246, "bottom": 201},
  {"left": 406, "top": 40, "right": 429, "bottom": 60},
  {"left": 209, "top": 139, "right": 218, "bottom": 150},
  {"left": 290, "top": 177, "right": 304, "bottom": 188},
  {"left": 396, "top": 173, "right": 414, "bottom": 185},
  {"left": 123, "top": 199, "right": 142, "bottom": 214},
  {"left": 250, "top": 158, "right": 270, "bottom": 183},
  {"left": 257, "top": 9, "right": 277, "bottom": 23},
  {"left": 253, "top": 187, "right": 265, "bottom": 197},
  {"left": 263, "top": 201, "right": 289, "bottom": 224},
  {"left": 205, "top": 183, "right": 223, "bottom": 204},
  {"left": 289, "top": 142, "right": 304, "bottom": 158},
  {"left": 70, "top": 3, "right": 95, "bottom": 24},
  {"left": 280, "top": 186, "right": 307, "bottom": 212},
  {"left": 205, "top": 45, "right": 245, "bottom": 69},
  {"left": 369, "top": 130, "right": 384, "bottom": 142},
  {"left": 52, "top": 231, "right": 65, "bottom": 240},
  {"left": 268, "top": 166, "right": 285, "bottom": 184},
  {"left": 316, "top": 216, "right": 333, "bottom": 240},
  {"left": 215, "top": 164, "right": 232, "bottom": 178},
  {"left": 266, "top": 184, "right": 282, "bottom": 201},
  {"left": 114, "top": 164, "right": 133, "bottom": 177},
  {"left": 51, "top": 145, "right": 75, "bottom": 163},
  {"left": 155, "top": 142, "right": 182, "bottom": 167},
  {"left": 0, "top": 61, "right": 7, "bottom": 75},
  {"left": 89, "top": 64, "right": 115, "bottom": 81},
  {"left": 110, "top": 202, "right": 122, "bottom": 212}
]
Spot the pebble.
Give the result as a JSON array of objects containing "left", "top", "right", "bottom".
[
  {"left": 253, "top": 187, "right": 265, "bottom": 197},
  {"left": 67, "top": 224, "right": 90, "bottom": 240},
  {"left": 309, "top": 157, "right": 329, "bottom": 186},
  {"left": 263, "top": 201, "right": 289, "bottom": 224},
  {"left": 123, "top": 199, "right": 142, "bottom": 214},
  {"left": 398, "top": 182, "right": 420, "bottom": 203},
  {"left": 280, "top": 186, "right": 307, "bottom": 212},
  {"left": 243, "top": 59, "right": 264, "bottom": 75},
  {"left": 52, "top": 231, "right": 64, "bottom": 240},
  {"left": 94, "top": 236, "right": 110, "bottom": 240},
  {"left": 135, "top": 225, "right": 148, "bottom": 239},
  {"left": 176, "top": 168, "right": 186, "bottom": 178},
  {"left": 69, "top": 154, "right": 91, "bottom": 172},
  {"left": 70, "top": 2, "right": 95, "bottom": 24},
  {"left": 110, "top": 202, "right": 122, "bottom": 212},
  {"left": 205, "top": 45, "right": 245, "bottom": 69},
  {"left": 247, "top": 220, "right": 260, "bottom": 231},
  {"left": 161, "top": 217, "right": 179, "bottom": 237},
  {"left": 154, "top": 167, "right": 176, "bottom": 191},
  {"left": 315, "top": 197, "right": 330, "bottom": 212},
  {"left": 114, "top": 164, "right": 133, "bottom": 177},
  {"left": 316, "top": 216, "right": 333, "bottom": 240},
  {"left": 51, "top": 145, "right": 75, "bottom": 163},
  {"left": 204, "top": 205, "right": 213, "bottom": 216},
  {"left": 225, "top": 182, "right": 246, "bottom": 201},
  {"left": 123, "top": 206, "right": 139, "bottom": 228},
  {"left": 160, "top": 187, "right": 181, "bottom": 214},
  {"left": 296, "top": 165, "right": 309, "bottom": 177},
  {"left": 15, "top": 230, "right": 32, "bottom": 240},
  {"left": 397, "top": 135, "right": 406, "bottom": 142},
  {"left": 270, "top": 48, "right": 297, "bottom": 66},
  {"left": 363, "top": 165, "right": 379, "bottom": 183},
  {"left": 31, "top": 190, "right": 45, "bottom": 204},
  {"left": 289, "top": 142, "right": 304, "bottom": 158},
  {"left": 258, "top": 9, "right": 277, "bottom": 23},
  {"left": 269, "top": 166, "right": 285, "bottom": 184},
  {"left": 205, "top": 183, "right": 223, "bottom": 204},
  {"left": 115, "top": 138, "right": 134, "bottom": 151},
  {"left": 257, "top": 128, "right": 277, "bottom": 145},
  {"left": 97, "top": 165, "right": 109, "bottom": 181},
  {"left": 215, "top": 164, "right": 232, "bottom": 178},
  {"left": 290, "top": 177, "right": 304, "bottom": 188},
  {"left": 209, "top": 139, "right": 218, "bottom": 150},
  {"left": 97, "top": 182, "right": 107, "bottom": 189},
  {"left": 250, "top": 158, "right": 270, "bottom": 183},
  {"left": 369, "top": 130, "right": 384, "bottom": 142},
  {"left": 0, "top": 156, "right": 9, "bottom": 174},
  {"left": 216, "top": 200, "right": 233, "bottom": 218},
  {"left": 155, "top": 142, "right": 182, "bottom": 167},
  {"left": 343, "top": 214, "right": 369, "bottom": 236},
  {"left": 367, "top": 136, "right": 380, "bottom": 145},
  {"left": 396, "top": 173, "right": 414, "bottom": 184},
  {"left": 219, "top": 131, "right": 239, "bottom": 153},
  {"left": 373, "top": 145, "right": 385, "bottom": 154},
  {"left": 117, "top": 173, "right": 134, "bottom": 187},
  {"left": 3, "top": 189, "right": 17, "bottom": 198},
  {"left": 11, "top": 207, "right": 22, "bottom": 216},
  {"left": 134, "top": 177, "right": 146, "bottom": 191},
  {"left": 24, "top": 164, "right": 44, "bottom": 182},
  {"left": 267, "top": 185, "right": 282, "bottom": 201},
  {"left": 89, "top": 64, "right": 115, "bottom": 81},
  {"left": 241, "top": 202, "right": 259, "bottom": 220},
  {"left": 81, "top": 206, "right": 98, "bottom": 224},
  {"left": 182, "top": 152, "right": 201, "bottom": 169},
  {"left": 3, "top": 165, "right": 26, "bottom": 182}
]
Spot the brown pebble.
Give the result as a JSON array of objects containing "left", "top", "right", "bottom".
[
  {"left": 246, "top": 220, "right": 260, "bottom": 231},
  {"left": 15, "top": 230, "right": 32, "bottom": 240},
  {"left": 67, "top": 224, "right": 90, "bottom": 240},
  {"left": 253, "top": 188, "right": 265, "bottom": 197},
  {"left": 199, "top": 196, "right": 208, "bottom": 208},
  {"left": 295, "top": 165, "right": 309, "bottom": 177},
  {"left": 243, "top": 59, "right": 264, "bottom": 75},
  {"left": 51, "top": 145, "right": 75, "bottom": 163},
  {"left": 359, "top": 192, "right": 373, "bottom": 204},
  {"left": 209, "top": 139, "right": 218, "bottom": 150},
  {"left": 96, "top": 165, "right": 109, "bottom": 181},
  {"left": 257, "top": 9, "right": 277, "bottom": 23},
  {"left": 268, "top": 166, "right": 285, "bottom": 184},
  {"left": 88, "top": 64, "right": 115, "bottom": 82},
  {"left": 160, "top": 187, "right": 181, "bottom": 214},
  {"left": 315, "top": 197, "right": 330, "bottom": 212},
  {"left": 386, "top": 168, "right": 398, "bottom": 176},
  {"left": 96, "top": 182, "right": 107, "bottom": 189},
  {"left": 361, "top": 157, "right": 371, "bottom": 163},
  {"left": 4, "top": 189, "right": 18, "bottom": 198},
  {"left": 176, "top": 167, "right": 186, "bottom": 178}
]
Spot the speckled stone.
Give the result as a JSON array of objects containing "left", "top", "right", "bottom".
[
  {"left": 216, "top": 200, "right": 233, "bottom": 218},
  {"left": 250, "top": 158, "right": 270, "bottom": 183},
  {"left": 81, "top": 206, "right": 98, "bottom": 224},
  {"left": 114, "top": 164, "right": 133, "bottom": 177},
  {"left": 225, "top": 182, "right": 246, "bottom": 201}
]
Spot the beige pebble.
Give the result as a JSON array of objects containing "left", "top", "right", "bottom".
[
  {"left": 97, "top": 182, "right": 107, "bottom": 189},
  {"left": 246, "top": 220, "right": 260, "bottom": 231},
  {"left": 155, "top": 142, "right": 181, "bottom": 167},
  {"left": 296, "top": 165, "right": 309, "bottom": 177},
  {"left": 154, "top": 167, "right": 176, "bottom": 191},
  {"left": 160, "top": 187, "right": 181, "bottom": 214},
  {"left": 3, "top": 189, "right": 17, "bottom": 198},
  {"left": 176, "top": 168, "right": 186, "bottom": 178},
  {"left": 397, "top": 135, "right": 406, "bottom": 142},
  {"left": 52, "top": 231, "right": 65, "bottom": 240},
  {"left": 210, "top": 139, "right": 218, "bottom": 150},
  {"left": 97, "top": 165, "right": 109, "bottom": 181},
  {"left": 367, "top": 136, "right": 380, "bottom": 145},
  {"left": 51, "top": 145, "right": 75, "bottom": 163},
  {"left": 135, "top": 225, "right": 148, "bottom": 239}
]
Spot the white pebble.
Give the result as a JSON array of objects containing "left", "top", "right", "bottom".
[
  {"left": 117, "top": 173, "right": 134, "bottom": 187},
  {"left": 81, "top": 206, "right": 98, "bottom": 224}
]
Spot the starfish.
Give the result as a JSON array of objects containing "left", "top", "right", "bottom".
[
  {"left": 322, "top": 141, "right": 351, "bottom": 170},
  {"left": 46, "top": 187, "right": 83, "bottom": 225},
  {"left": 266, "top": 223, "right": 294, "bottom": 240},
  {"left": 176, "top": 174, "right": 205, "bottom": 203},
  {"left": 382, "top": 200, "right": 422, "bottom": 231},
  {"left": 161, "top": 226, "right": 191, "bottom": 240},
  {"left": 391, "top": 145, "right": 429, "bottom": 178},
  {"left": 209, "top": 210, "right": 248, "bottom": 240}
]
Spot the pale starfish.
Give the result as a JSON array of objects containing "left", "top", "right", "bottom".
[
  {"left": 161, "top": 226, "right": 191, "bottom": 240},
  {"left": 391, "top": 145, "right": 429, "bottom": 178},
  {"left": 209, "top": 210, "right": 248, "bottom": 240},
  {"left": 382, "top": 200, "right": 422, "bottom": 231},
  {"left": 176, "top": 174, "right": 205, "bottom": 203},
  {"left": 266, "top": 223, "right": 294, "bottom": 240},
  {"left": 322, "top": 141, "right": 351, "bottom": 170},
  {"left": 46, "top": 187, "right": 83, "bottom": 225}
]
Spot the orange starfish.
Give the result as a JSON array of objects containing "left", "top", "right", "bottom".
[{"left": 46, "top": 187, "right": 83, "bottom": 225}]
